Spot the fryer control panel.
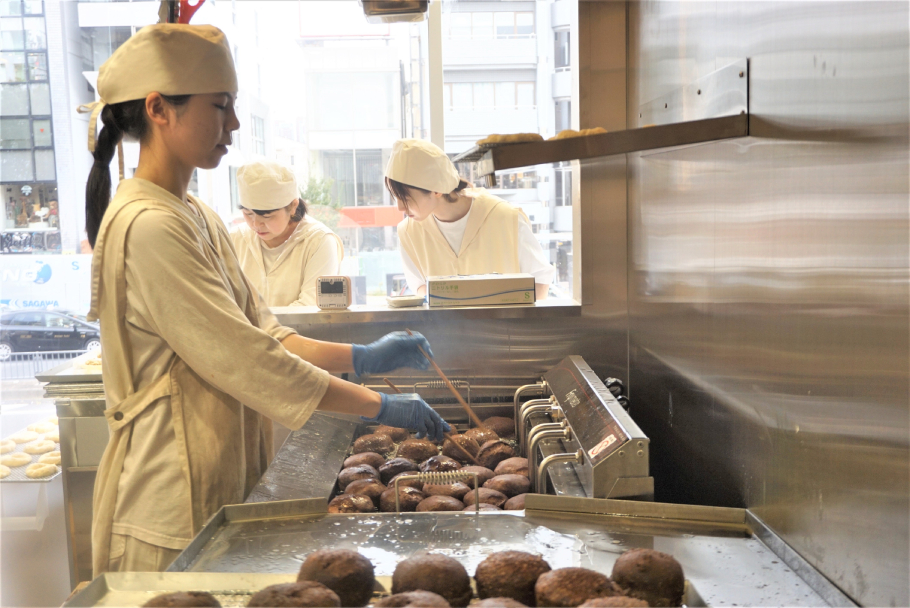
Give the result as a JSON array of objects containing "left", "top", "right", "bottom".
[{"left": 544, "top": 357, "right": 632, "bottom": 466}]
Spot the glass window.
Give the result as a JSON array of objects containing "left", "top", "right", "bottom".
[
  {"left": 452, "top": 83, "right": 471, "bottom": 109},
  {"left": 474, "top": 82, "right": 494, "bottom": 109},
  {"left": 449, "top": 13, "right": 470, "bottom": 39},
  {"left": 28, "top": 81, "right": 47, "bottom": 113},
  {"left": 0, "top": 2, "right": 22, "bottom": 17},
  {"left": 517, "top": 82, "right": 535, "bottom": 108},
  {"left": 88, "top": 26, "right": 131, "bottom": 71},
  {"left": 0, "top": 50, "right": 25, "bottom": 81},
  {"left": 0, "top": 81, "right": 26, "bottom": 113},
  {"left": 0, "top": 116, "right": 28, "bottom": 147},
  {"left": 555, "top": 99, "right": 571, "bottom": 131},
  {"left": 472, "top": 13, "right": 493, "bottom": 39},
  {"left": 23, "top": 1, "right": 41, "bottom": 15},
  {"left": 22, "top": 16, "right": 43, "bottom": 49},
  {"left": 1, "top": 149, "right": 33, "bottom": 180},
  {"left": 495, "top": 82, "right": 515, "bottom": 109},
  {"left": 34, "top": 148, "right": 53, "bottom": 179},
  {"left": 1, "top": 17, "right": 24, "bottom": 50},
  {"left": 554, "top": 30, "right": 570, "bottom": 69},
  {"left": 32, "top": 117, "right": 48, "bottom": 145},
  {"left": 26, "top": 51, "right": 43, "bottom": 79},
  {"left": 443, "top": 83, "right": 452, "bottom": 110},
  {"left": 46, "top": 314, "right": 74, "bottom": 328},
  {"left": 14, "top": 312, "right": 44, "bottom": 326},
  {"left": 251, "top": 115, "right": 265, "bottom": 155},
  {"left": 355, "top": 149, "right": 383, "bottom": 206},
  {"left": 494, "top": 12, "right": 514, "bottom": 38},
  {"left": 516, "top": 12, "right": 534, "bottom": 36}
]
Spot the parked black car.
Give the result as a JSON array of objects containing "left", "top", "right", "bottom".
[{"left": 0, "top": 310, "right": 100, "bottom": 361}]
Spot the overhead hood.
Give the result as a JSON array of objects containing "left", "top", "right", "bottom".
[{"left": 359, "top": 0, "right": 428, "bottom": 24}]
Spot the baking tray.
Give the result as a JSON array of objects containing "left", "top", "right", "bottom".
[
  {"left": 165, "top": 496, "right": 829, "bottom": 607},
  {"left": 62, "top": 571, "right": 706, "bottom": 607},
  {"left": 1, "top": 424, "right": 61, "bottom": 483},
  {"left": 35, "top": 352, "right": 102, "bottom": 384}
]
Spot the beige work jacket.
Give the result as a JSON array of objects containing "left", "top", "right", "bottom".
[
  {"left": 88, "top": 178, "right": 330, "bottom": 576},
  {"left": 397, "top": 189, "right": 525, "bottom": 278},
  {"left": 231, "top": 215, "right": 343, "bottom": 307}
]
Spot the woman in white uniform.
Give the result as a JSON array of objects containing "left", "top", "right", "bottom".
[
  {"left": 80, "top": 24, "right": 448, "bottom": 575},
  {"left": 232, "top": 161, "right": 343, "bottom": 306},
  {"left": 385, "top": 139, "right": 555, "bottom": 299}
]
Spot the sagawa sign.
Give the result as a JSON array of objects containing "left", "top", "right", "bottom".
[{"left": 0, "top": 254, "right": 93, "bottom": 314}]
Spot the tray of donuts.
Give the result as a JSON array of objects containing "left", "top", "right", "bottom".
[
  {"left": 331, "top": 416, "right": 528, "bottom": 514},
  {"left": 65, "top": 547, "right": 703, "bottom": 607},
  {"left": 0, "top": 417, "right": 61, "bottom": 482}
]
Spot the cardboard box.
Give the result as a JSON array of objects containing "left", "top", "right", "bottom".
[{"left": 426, "top": 273, "right": 536, "bottom": 307}]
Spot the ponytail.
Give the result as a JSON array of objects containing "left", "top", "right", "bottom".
[
  {"left": 85, "top": 105, "right": 123, "bottom": 247},
  {"left": 84, "top": 94, "right": 189, "bottom": 247}
]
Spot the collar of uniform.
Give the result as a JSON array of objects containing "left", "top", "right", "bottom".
[{"left": 456, "top": 190, "right": 501, "bottom": 256}]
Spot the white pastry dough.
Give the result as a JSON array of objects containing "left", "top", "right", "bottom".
[
  {"left": 1, "top": 453, "right": 32, "bottom": 467},
  {"left": 27, "top": 422, "right": 55, "bottom": 434},
  {"left": 9, "top": 431, "right": 38, "bottom": 443},
  {"left": 26, "top": 463, "right": 57, "bottom": 479},
  {"left": 548, "top": 127, "right": 608, "bottom": 141},
  {"left": 0, "top": 439, "right": 14, "bottom": 454},
  {"left": 47, "top": 416, "right": 59, "bottom": 425},
  {"left": 0, "top": 465, "right": 10, "bottom": 479},
  {"left": 24, "top": 440, "right": 56, "bottom": 455},
  {"left": 39, "top": 451, "right": 61, "bottom": 465},
  {"left": 44, "top": 430, "right": 59, "bottom": 443}
]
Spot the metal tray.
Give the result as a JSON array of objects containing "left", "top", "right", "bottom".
[
  {"left": 1, "top": 425, "right": 61, "bottom": 484},
  {"left": 63, "top": 571, "right": 706, "bottom": 607},
  {"left": 165, "top": 496, "right": 832, "bottom": 607},
  {"left": 35, "top": 352, "right": 103, "bottom": 384}
]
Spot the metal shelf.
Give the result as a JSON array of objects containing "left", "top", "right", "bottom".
[{"left": 454, "top": 59, "right": 750, "bottom": 178}]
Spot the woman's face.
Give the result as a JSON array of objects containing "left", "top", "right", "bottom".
[
  {"left": 395, "top": 188, "right": 444, "bottom": 222},
  {"left": 242, "top": 200, "right": 298, "bottom": 246},
  {"left": 165, "top": 93, "right": 239, "bottom": 170}
]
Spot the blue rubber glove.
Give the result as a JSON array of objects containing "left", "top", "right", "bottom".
[
  {"left": 351, "top": 331, "right": 434, "bottom": 377},
  {"left": 362, "top": 393, "right": 451, "bottom": 442}
]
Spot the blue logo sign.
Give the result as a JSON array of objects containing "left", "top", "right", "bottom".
[{"left": 34, "top": 263, "right": 52, "bottom": 284}]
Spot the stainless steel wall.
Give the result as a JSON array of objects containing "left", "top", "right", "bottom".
[{"left": 626, "top": 2, "right": 909, "bottom": 606}]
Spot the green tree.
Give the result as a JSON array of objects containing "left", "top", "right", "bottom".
[{"left": 301, "top": 175, "right": 341, "bottom": 230}]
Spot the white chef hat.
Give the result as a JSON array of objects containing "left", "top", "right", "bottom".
[
  {"left": 237, "top": 161, "right": 299, "bottom": 211},
  {"left": 385, "top": 139, "right": 460, "bottom": 194},
  {"left": 77, "top": 24, "right": 238, "bottom": 152}
]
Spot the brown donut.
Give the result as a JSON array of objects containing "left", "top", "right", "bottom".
[
  {"left": 380, "top": 458, "right": 419, "bottom": 484},
  {"left": 504, "top": 494, "right": 528, "bottom": 511},
  {"left": 353, "top": 433, "right": 393, "bottom": 454},
  {"left": 611, "top": 548, "right": 685, "bottom": 607},
  {"left": 389, "top": 472, "right": 424, "bottom": 491},
  {"left": 416, "top": 495, "right": 465, "bottom": 512},
  {"left": 463, "top": 503, "right": 501, "bottom": 512},
  {"left": 423, "top": 481, "right": 471, "bottom": 500},
  {"left": 419, "top": 455, "right": 461, "bottom": 473},
  {"left": 248, "top": 582, "right": 340, "bottom": 607},
  {"left": 142, "top": 592, "right": 221, "bottom": 607},
  {"left": 380, "top": 486, "right": 426, "bottom": 512},
  {"left": 474, "top": 599, "right": 528, "bottom": 608},
  {"left": 481, "top": 417, "right": 515, "bottom": 439},
  {"left": 297, "top": 549, "right": 375, "bottom": 607},
  {"left": 483, "top": 474, "right": 530, "bottom": 498},
  {"left": 535, "top": 568, "right": 622, "bottom": 608},
  {"left": 375, "top": 425, "right": 410, "bottom": 442},
  {"left": 441, "top": 434, "right": 480, "bottom": 462},
  {"left": 397, "top": 438, "right": 439, "bottom": 462},
  {"left": 477, "top": 440, "right": 517, "bottom": 471},
  {"left": 373, "top": 591, "right": 451, "bottom": 607},
  {"left": 392, "top": 553, "right": 473, "bottom": 607},
  {"left": 462, "top": 487, "right": 508, "bottom": 508},
  {"left": 475, "top": 551, "right": 551, "bottom": 606},
  {"left": 494, "top": 457, "right": 529, "bottom": 477},
  {"left": 344, "top": 479, "right": 387, "bottom": 507},
  {"left": 458, "top": 466, "right": 495, "bottom": 488},
  {"left": 338, "top": 465, "right": 380, "bottom": 491},
  {"left": 464, "top": 427, "right": 499, "bottom": 445},
  {"left": 579, "top": 598, "right": 649, "bottom": 608},
  {"left": 328, "top": 494, "right": 376, "bottom": 514},
  {"left": 344, "top": 452, "right": 386, "bottom": 470}
]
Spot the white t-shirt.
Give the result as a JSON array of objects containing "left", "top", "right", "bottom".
[{"left": 401, "top": 204, "right": 556, "bottom": 294}]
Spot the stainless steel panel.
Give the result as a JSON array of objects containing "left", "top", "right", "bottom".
[
  {"left": 73, "top": 417, "right": 109, "bottom": 468},
  {"left": 627, "top": 2, "right": 909, "bottom": 606}
]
